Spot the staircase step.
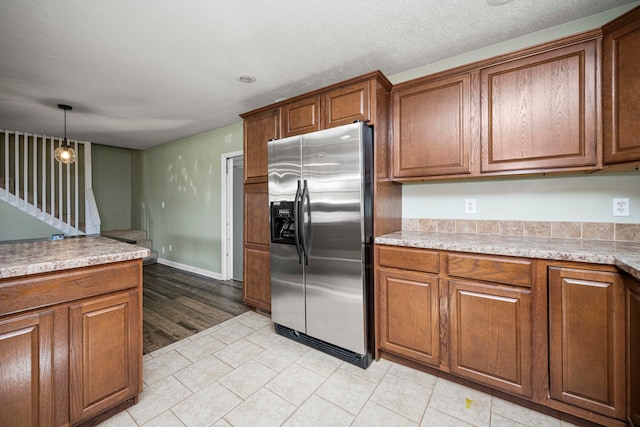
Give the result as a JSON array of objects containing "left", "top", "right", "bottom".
[
  {"left": 101, "top": 230, "right": 156, "bottom": 265},
  {"left": 135, "top": 239, "right": 153, "bottom": 249},
  {"left": 102, "top": 229, "right": 147, "bottom": 242},
  {"left": 143, "top": 250, "right": 158, "bottom": 265}
]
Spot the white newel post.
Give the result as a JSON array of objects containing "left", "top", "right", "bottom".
[{"left": 84, "top": 142, "right": 101, "bottom": 235}]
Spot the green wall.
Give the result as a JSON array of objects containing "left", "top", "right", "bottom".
[
  {"left": 0, "top": 200, "right": 60, "bottom": 241},
  {"left": 92, "top": 144, "right": 132, "bottom": 231},
  {"left": 142, "top": 122, "right": 243, "bottom": 274},
  {"left": 131, "top": 150, "right": 144, "bottom": 230}
]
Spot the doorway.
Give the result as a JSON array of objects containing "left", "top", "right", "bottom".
[{"left": 221, "top": 151, "right": 243, "bottom": 281}]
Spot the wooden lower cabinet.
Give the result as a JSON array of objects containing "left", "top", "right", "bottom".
[
  {"left": 378, "top": 268, "right": 440, "bottom": 367},
  {"left": 376, "top": 245, "right": 637, "bottom": 426},
  {"left": 449, "top": 279, "right": 532, "bottom": 397},
  {"left": 548, "top": 267, "right": 625, "bottom": 420},
  {"left": 628, "top": 277, "right": 640, "bottom": 426},
  {"left": 0, "top": 260, "right": 143, "bottom": 426},
  {"left": 0, "top": 310, "right": 54, "bottom": 427},
  {"left": 243, "top": 182, "right": 271, "bottom": 312},
  {"left": 243, "top": 247, "right": 271, "bottom": 311},
  {"left": 69, "top": 290, "right": 140, "bottom": 424}
]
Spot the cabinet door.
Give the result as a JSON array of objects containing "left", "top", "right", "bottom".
[
  {"left": 244, "top": 183, "right": 270, "bottom": 247},
  {"left": 243, "top": 247, "right": 271, "bottom": 311},
  {"left": 392, "top": 74, "right": 471, "bottom": 178},
  {"left": 378, "top": 268, "right": 440, "bottom": 367},
  {"left": 548, "top": 267, "right": 625, "bottom": 420},
  {"left": 323, "top": 81, "right": 371, "bottom": 128},
  {"left": 243, "top": 182, "right": 271, "bottom": 312},
  {"left": 603, "top": 9, "right": 640, "bottom": 164},
  {"left": 480, "top": 41, "right": 598, "bottom": 173},
  {"left": 628, "top": 277, "right": 640, "bottom": 426},
  {"left": 69, "top": 290, "right": 140, "bottom": 424},
  {"left": 449, "top": 279, "right": 532, "bottom": 397},
  {"left": 0, "top": 311, "right": 54, "bottom": 427},
  {"left": 244, "top": 108, "right": 280, "bottom": 184},
  {"left": 282, "top": 96, "right": 321, "bottom": 137}
]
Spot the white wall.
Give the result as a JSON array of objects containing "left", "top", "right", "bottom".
[{"left": 389, "top": 2, "right": 640, "bottom": 224}]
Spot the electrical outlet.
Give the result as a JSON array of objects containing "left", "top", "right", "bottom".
[
  {"left": 465, "top": 198, "right": 477, "bottom": 214},
  {"left": 613, "top": 198, "right": 630, "bottom": 216},
  {"left": 162, "top": 246, "right": 165, "bottom": 254},
  {"left": 169, "top": 244, "right": 172, "bottom": 252}
]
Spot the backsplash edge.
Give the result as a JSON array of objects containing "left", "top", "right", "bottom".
[{"left": 401, "top": 218, "right": 640, "bottom": 243}]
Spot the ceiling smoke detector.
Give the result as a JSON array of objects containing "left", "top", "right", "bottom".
[
  {"left": 487, "top": 0, "right": 515, "bottom": 5},
  {"left": 237, "top": 74, "right": 256, "bottom": 83}
]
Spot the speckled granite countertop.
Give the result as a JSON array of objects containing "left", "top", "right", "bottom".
[
  {"left": 0, "top": 236, "right": 151, "bottom": 279},
  {"left": 376, "top": 231, "right": 640, "bottom": 281}
]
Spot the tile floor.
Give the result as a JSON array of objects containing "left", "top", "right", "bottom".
[{"left": 100, "top": 311, "right": 577, "bottom": 427}]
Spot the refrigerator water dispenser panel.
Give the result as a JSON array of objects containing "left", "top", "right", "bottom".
[{"left": 270, "top": 201, "right": 296, "bottom": 244}]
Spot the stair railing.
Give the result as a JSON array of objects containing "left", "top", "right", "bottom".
[{"left": 0, "top": 129, "right": 100, "bottom": 235}]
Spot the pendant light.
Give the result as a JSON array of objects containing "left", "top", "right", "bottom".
[{"left": 54, "top": 104, "right": 77, "bottom": 164}]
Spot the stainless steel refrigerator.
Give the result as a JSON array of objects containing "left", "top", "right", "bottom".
[{"left": 268, "top": 122, "right": 373, "bottom": 368}]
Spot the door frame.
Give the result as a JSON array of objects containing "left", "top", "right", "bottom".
[{"left": 220, "top": 150, "right": 243, "bottom": 281}]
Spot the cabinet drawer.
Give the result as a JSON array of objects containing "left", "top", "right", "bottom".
[
  {"left": 447, "top": 254, "right": 531, "bottom": 287},
  {"left": 0, "top": 260, "right": 141, "bottom": 316},
  {"left": 378, "top": 246, "right": 439, "bottom": 273}
]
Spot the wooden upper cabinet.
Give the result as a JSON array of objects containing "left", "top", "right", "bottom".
[
  {"left": 548, "top": 267, "right": 625, "bottom": 420},
  {"left": 243, "top": 107, "right": 280, "bottom": 184},
  {"left": 323, "top": 80, "right": 371, "bottom": 128},
  {"left": 392, "top": 73, "right": 471, "bottom": 178},
  {"left": 480, "top": 40, "right": 599, "bottom": 173},
  {"left": 282, "top": 96, "right": 321, "bottom": 137},
  {"left": 603, "top": 6, "right": 640, "bottom": 164}
]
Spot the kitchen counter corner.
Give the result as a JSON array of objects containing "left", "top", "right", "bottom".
[{"left": 0, "top": 235, "right": 151, "bottom": 279}]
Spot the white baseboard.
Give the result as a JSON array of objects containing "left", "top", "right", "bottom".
[{"left": 157, "top": 258, "right": 223, "bottom": 280}]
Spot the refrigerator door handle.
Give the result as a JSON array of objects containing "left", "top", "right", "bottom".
[
  {"left": 301, "top": 179, "right": 311, "bottom": 266},
  {"left": 293, "top": 180, "right": 303, "bottom": 264}
]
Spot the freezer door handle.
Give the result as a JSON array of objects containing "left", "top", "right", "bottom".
[
  {"left": 301, "top": 179, "right": 311, "bottom": 266},
  {"left": 293, "top": 180, "right": 303, "bottom": 264}
]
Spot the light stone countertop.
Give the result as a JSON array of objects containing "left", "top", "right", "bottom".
[
  {"left": 0, "top": 236, "right": 151, "bottom": 279},
  {"left": 376, "top": 230, "right": 640, "bottom": 281}
]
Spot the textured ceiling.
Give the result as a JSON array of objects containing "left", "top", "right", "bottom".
[{"left": 0, "top": 0, "right": 637, "bottom": 150}]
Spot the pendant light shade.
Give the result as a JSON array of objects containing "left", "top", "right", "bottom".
[{"left": 54, "top": 104, "right": 77, "bottom": 164}]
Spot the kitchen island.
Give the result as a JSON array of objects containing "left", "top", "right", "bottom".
[
  {"left": 0, "top": 236, "right": 149, "bottom": 426},
  {"left": 374, "top": 230, "right": 640, "bottom": 427}
]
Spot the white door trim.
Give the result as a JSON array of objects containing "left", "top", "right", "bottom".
[{"left": 221, "top": 150, "right": 243, "bottom": 281}]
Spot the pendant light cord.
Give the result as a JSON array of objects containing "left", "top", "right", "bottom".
[{"left": 64, "top": 108, "right": 67, "bottom": 145}]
